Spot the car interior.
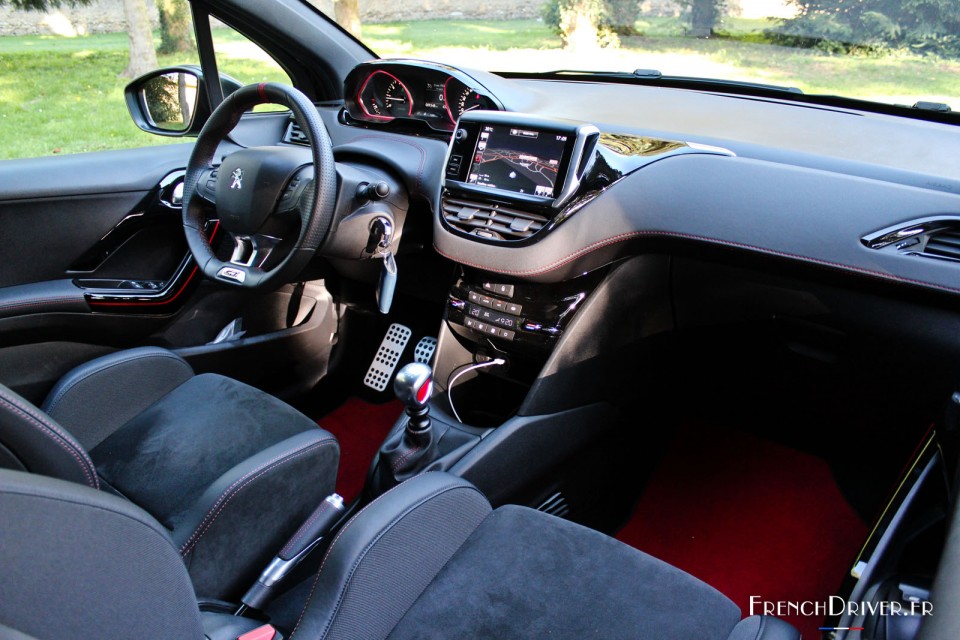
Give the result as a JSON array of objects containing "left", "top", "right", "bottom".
[{"left": 1, "top": 1, "right": 960, "bottom": 639}]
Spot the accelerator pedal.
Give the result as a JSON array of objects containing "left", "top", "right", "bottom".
[
  {"left": 363, "top": 323, "right": 412, "bottom": 391},
  {"left": 413, "top": 336, "right": 438, "bottom": 365}
]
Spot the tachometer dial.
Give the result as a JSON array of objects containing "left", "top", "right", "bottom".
[
  {"left": 358, "top": 70, "right": 414, "bottom": 120},
  {"left": 444, "top": 77, "right": 496, "bottom": 124}
]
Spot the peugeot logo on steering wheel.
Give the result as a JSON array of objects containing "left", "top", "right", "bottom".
[{"left": 230, "top": 168, "right": 243, "bottom": 190}]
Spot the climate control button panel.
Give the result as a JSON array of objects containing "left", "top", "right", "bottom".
[{"left": 445, "top": 271, "right": 603, "bottom": 351}]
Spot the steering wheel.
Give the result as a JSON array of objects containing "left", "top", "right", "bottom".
[{"left": 181, "top": 82, "right": 337, "bottom": 289}]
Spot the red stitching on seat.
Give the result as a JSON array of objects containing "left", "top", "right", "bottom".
[
  {"left": 287, "top": 483, "right": 487, "bottom": 639},
  {"left": 179, "top": 439, "right": 335, "bottom": 556},
  {"left": 0, "top": 395, "right": 98, "bottom": 489},
  {"left": 288, "top": 486, "right": 402, "bottom": 638}
]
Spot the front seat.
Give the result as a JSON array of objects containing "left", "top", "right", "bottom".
[
  {"left": 0, "top": 347, "right": 339, "bottom": 601},
  {"left": 0, "top": 469, "right": 799, "bottom": 640}
]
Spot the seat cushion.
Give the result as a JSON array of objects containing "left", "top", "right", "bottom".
[
  {"left": 91, "top": 372, "right": 322, "bottom": 528},
  {"left": 387, "top": 505, "right": 742, "bottom": 640}
]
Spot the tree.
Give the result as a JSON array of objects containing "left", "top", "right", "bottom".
[
  {"left": 774, "top": 0, "right": 960, "bottom": 56},
  {"left": 120, "top": 0, "right": 158, "bottom": 78},
  {"left": 542, "top": 0, "right": 622, "bottom": 50},
  {"left": 676, "top": 0, "right": 724, "bottom": 37},
  {"left": 158, "top": 0, "right": 194, "bottom": 54},
  {"left": 335, "top": 0, "right": 361, "bottom": 39},
  {"left": 1, "top": 0, "right": 159, "bottom": 77}
]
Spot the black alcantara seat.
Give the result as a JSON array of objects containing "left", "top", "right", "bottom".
[
  {"left": 0, "top": 469, "right": 799, "bottom": 640},
  {"left": 0, "top": 346, "right": 339, "bottom": 601}
]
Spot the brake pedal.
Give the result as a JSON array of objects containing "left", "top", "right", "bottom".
[
  {"left": 413, "top": 336, "right": 438, "bottom": 365},
  {"left": 363, "top": 323, "right": 412, "bottom": 391}
]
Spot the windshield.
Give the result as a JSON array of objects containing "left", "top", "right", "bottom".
[{"left": 308, "top": 0, "right": 960, "bottom": 110}]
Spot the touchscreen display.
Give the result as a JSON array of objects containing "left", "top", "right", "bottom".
[{"left": 466, "top": 125, "right": 569, "bottom": 198}]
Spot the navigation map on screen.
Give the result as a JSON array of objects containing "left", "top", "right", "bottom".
[{"left": 467, "top": 125, "right": 568, "bottom": 198}]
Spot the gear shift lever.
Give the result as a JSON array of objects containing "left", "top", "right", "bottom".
[
  {"left": 394, "top": 362, "right": 433, "bottom": 433},
  {"left": 373, "top": 363, "right": 439, "bottom": 492}
]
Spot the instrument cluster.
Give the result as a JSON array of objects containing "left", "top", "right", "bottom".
[{"left": 343, "top": 60, "right": 501, "bottom": 133}]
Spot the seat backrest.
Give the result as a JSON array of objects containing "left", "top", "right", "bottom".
[
  {"left": 287, "top": 472, "right": 492, "bottom": 640},
  {"left": 0, "top": 384, "right": 98, "bottom": 489},
  {"left": 0, "top": 469, "right": 204, "bottom": 640}
]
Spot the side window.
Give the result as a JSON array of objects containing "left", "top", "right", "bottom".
[
  {"left": 212, "top": 25, "right": 291, "bottom": 86},
  {"left": 211, "top": 23, "right": 292, "bottom": 112},
  {"left": 0, "top": 5, "right": 290, "bottom": 161}
]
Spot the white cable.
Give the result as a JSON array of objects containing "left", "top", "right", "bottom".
[{"left": 447, "top": 358, "right": 506, "bottom": 424}]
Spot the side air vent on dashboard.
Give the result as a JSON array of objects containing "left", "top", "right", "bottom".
[
  {"left": 862, "top": 218, "right": 960, "bottom": 265},
  {"left": 284, "top": 120, "right": 308, "bottom": 145},
  {"left": 922, "top": 228, "right": 960, "bottom": 261},
  {"left": 442, "top": 197, "right": 549, "bottom": 241}
]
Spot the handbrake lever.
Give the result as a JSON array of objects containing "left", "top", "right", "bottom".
[{"left": 237, "top": 493, "right": 345, "bottom": 614}]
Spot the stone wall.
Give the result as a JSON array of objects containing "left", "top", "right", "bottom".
[
  {"left": 0, "top": 0, "right": 157, "bottom": 37},
  {"left": 305, "top": 0, "right": 540, "bottom": 22}
]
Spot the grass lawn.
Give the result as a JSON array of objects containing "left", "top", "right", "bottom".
[
  {"left": 0, "top": 29, "right": 289, "bottom": 160},
  {"left": 2, "top": 19, "right": 959, "bottom": 160}
]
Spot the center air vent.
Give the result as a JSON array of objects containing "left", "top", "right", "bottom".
[
  {"left": 442, "top": 197, "right": 548, "bottom": 242},
  {"left": 923, "top": 228, "right": 960, "bottom": 261}
]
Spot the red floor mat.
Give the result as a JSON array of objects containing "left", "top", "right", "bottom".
[
  {"left": 615, "top": 424, "right": 867, "bottom": 639},
  {"left": 316, "top": 397, "right": 402, "bottom": 503}
]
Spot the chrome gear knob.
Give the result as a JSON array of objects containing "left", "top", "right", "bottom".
[{"left": 393, "top": 362, "right": 433, "bottom": 411}]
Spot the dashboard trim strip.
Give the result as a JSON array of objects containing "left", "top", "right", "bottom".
[{"left": 435, "top": 229, "right": 960, "bottom": 296}]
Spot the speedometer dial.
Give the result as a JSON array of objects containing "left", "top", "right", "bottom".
[{"left": 358, "top": 70, "right": 414, "bottom": 120}]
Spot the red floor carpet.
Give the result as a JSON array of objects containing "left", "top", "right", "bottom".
[
  {"left": 615, "top": 424, "right": 868, "bottom": 639},
  {"left": 316, "top": 397, "right": 403, "bottom": 503}
]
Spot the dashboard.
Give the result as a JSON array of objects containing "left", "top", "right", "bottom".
[{"left": 282, "top": 58, "right": 960, "bottom": 304}]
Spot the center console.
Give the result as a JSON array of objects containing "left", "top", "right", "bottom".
[
  {"left": 438, "top": 112, "right": 609, "bottom": 356},
  {"left": 365, "top": 111, "right": 727, "bottom": 512}
]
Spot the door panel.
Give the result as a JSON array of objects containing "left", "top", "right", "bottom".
[
  {"left": 0, "top": 144, "right": 204, "bottom": 392},
  {"left": 0, "top": 142, "right": 339, "bottom": 404},
  {"left": 0, "top": 192, "right": 150, "bottom": 288},
  {"left": 0, "top": 145, "right": 194, "bottom": 289}
]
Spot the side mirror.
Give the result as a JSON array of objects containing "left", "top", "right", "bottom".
[{"left": 124, "top": 65, "right": 245, "bottom": 137}]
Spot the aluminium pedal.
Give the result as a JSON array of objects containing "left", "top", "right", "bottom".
[
  {"left": 536, "top": 492, "right": 571, "bottom": 519},
  {"left": 413, "top": 336, "right": 438, "bottom": 365},
  {"left": 363, "top": 323, "right": 412, "bottom": 391}
]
